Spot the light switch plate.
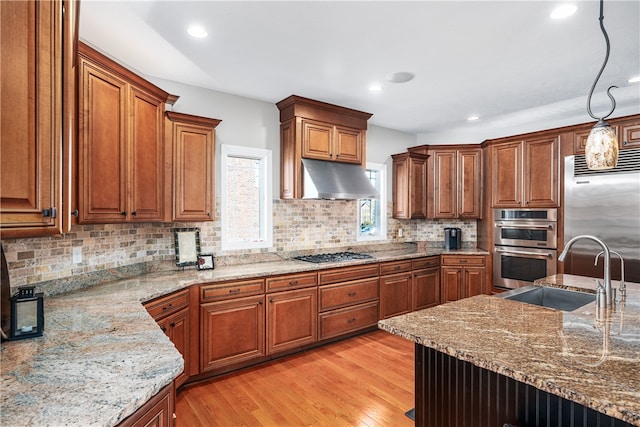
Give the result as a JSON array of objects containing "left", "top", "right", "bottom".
[{"left": 72, "top": 247, "right": 82, "bottom": 264}]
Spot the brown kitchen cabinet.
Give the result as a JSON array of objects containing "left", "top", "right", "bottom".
[
  {"left": 440, "top": 255, "right": 486, "bottom": 303},
  {"left": 144, "top": 290, "right": 191, "bottom": 388},
  {"left": 391, "top": 152, "right": 429, "bottom": 219},
  {"left": 0, "top": 0, "right": 77, "bottom": 237},
  {"left": 317, "top": 264, "right": 379, "bottom": 340},
  {"left": 276, "top": 95, "right": 372, "bottom": 199},
  {"left": 117, "top": 381, "right": 174, "bottom": 427},
  {"left": 267, "top": 287, "right": 317, "bottom": 354},
  {"left": 77, "top": 42, "right": 169, "bottom": 223},
  {"left": 379, "top": 260, "right": 413, "bottom": 319},
  {"left": 164, "top": 112, "right": 220, "bottom": 222},
  {"left": 424, "top": 147, "right": 482, "bottom": 219},
  {"left": 412, "top": 256, "right": 441, "bottom": 311},
  {"left": 573, "top": 116, "right": 640, "bottom": 154},
  {"left": 491, "top": 136, "right": 559, "bottom": 208}
]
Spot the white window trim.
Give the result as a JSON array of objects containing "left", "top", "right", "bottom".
[
  {"left": 220, "top": 144, "right": 273, "bottom": 251},
  {"left": 357, "top": 162, "right": 387, "bottom": 242}
]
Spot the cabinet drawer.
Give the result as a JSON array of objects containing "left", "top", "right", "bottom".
[
  {"left": 380, "top": 260, "right": 412, "bottom": 275},
  {"left": 201, "top": 279, "right": 265, "bottom": 302},
  {"left": 318, "top": 301, "right": 379, "bottom": 340},
  {"left": 441, "top": 255, "right": 485, "bottom": 266},
  {"left": 412, "top": 256, "right": 440, "bottom": 270},
  {"left": 318, "top": 277, "right": 379, "bottom": 312},
  {"left": 266, "top": 272, "right": 317, "bottom": 292},
  {"left": 144, "top": 290, "right": 189, "bottom": 321},
  {"left": 318, "top": 263, "right": 379, "bottom": 285}
]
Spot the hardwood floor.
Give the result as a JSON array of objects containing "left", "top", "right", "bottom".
[{"left": 176, "top": 330, "right": 415, "bottom": 426}]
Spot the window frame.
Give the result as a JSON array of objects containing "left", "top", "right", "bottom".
[
  {"left": 220, "top": 144, "right": 273, "bottom": 251},
  {"left": 357, "top": 162, "right": 387, "bottom": 242}
]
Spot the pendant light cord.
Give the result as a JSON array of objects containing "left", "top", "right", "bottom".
[{"left": 586, "top": 0, "right": 618, "bottom": 121}]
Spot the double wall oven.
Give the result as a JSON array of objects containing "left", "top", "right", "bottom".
[{"left": 493, "top": 208, "right": 557, "bottom": 290}]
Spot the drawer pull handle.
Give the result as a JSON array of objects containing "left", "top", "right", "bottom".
[
  {"left": 162, "top": 303, "right": 173, "bottom": 311},
  {"left": 161, "top": 326, "right": 167, "bottom": 332},
  {"left": 289, "top": 280, "right": 298, "bottom": 286},
  {"left": 395, "top": 266, "right": 401, "bottom": 270},
  {"left": 170, "top": 322, "right": 175, "bottom": 328},
  {"left": 348, "top": 292, "right": 357, "bottom": 297},
  {"left": 348, "top": 318, "right": 356, "bottom": 324},
  {"left": 229, "top": 288, "right": 241, "bottom": 293}
]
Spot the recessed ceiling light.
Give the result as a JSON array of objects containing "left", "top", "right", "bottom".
[
  {"left": 550, "top": 4, "right": 577, "bottom": 20},
  {"left": 467, "top": 115, "right": 480, "bottom": 121},
  {"left": 369, "top": 84, "right": 383, "bottom": 92},
  {"left": 629, "top": 76, "right": 640, "bottom": 83},
  {"left": 187, "top": 25, "right": 208, "bottom": 39},
  {"left": 385, "top": 72, "right": 415, "bottom": 84}
]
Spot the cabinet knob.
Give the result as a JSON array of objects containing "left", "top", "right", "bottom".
[
  {"left": 131, "top": 211, "right": 137, "bottom": 216},
  {"left": 207, "top": 212, "right": 211, "bottom": 217},
  {"left": 348, "top": 292, "right": 356, "bottom": 297},
  {"left": 170, "top": 322, "right": 176, "bottom": 328},
  {"left": 161, "top": 326, "right": 167, "bottom": 332},
  {"left": 121, "top": 211, "right": 127, "bottom": 216}
]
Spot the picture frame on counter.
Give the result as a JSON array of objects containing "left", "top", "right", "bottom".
[
  {"left": 173, "top": 227, "right": 201, "bottom": 268},
  {"left": 197, "top": 254, "right": 215, "bottom": 270}
]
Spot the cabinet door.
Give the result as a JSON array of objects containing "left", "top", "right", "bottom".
[
  {"left": 334, "top": 126, "right": 363, "bottom": 164},
  {"left": 432, "top": 151, "right": 457, "bottom": 219},
  {"left": 619, "top": 120, "right": 640, "bottom": 150},
  {"left": 0, "top": 0, "right": 63, "bottom": 237},
  {"left": 409, "top": 155, "right": 428, "bottom": 219},
  {"left": 200, "top": 295, "right": 265, "bottom": 372},
  {"left": 159, "top": 308, "right": 190, "bottom": 387},
  {"left": 129, "top": 87, "right": 164, "bottom": 221},
  {"left": 301, "top": 119, "right": 333, "bottom": 161},
  {"left": 463, "top": 266, "right": 486, "bottom": 298},
  {"left": 392, "top": 156, "right": 410, "bottom": 219},
  {"left": 441, "top": 267, "right": 462, "bottom": 303},
  {"left": 267, "top": 288, "right": 317, "bottom": 354},
  {"left": 118, "top": 382, "right": 174, "bottom": 427},
  {"left": 413, "top": 267, "right": 440, "bottom": 311},
  {"left": 172, "top": 121, "right": 214, "bottom": 221},
  {"left": 523, "top": 136, "right": 558, "bottom": 207},
  {"left": 491, "top": 141, "right": 522, "bottom": 208},
  {"left": 78, "top": 57, "right": 128, "bottom": 222},
  {"left": 379, "top": 273, "right": 412, "bottom": 319},
  {"left": 458, "top": 149, "right": 482, "bottom": 218}
]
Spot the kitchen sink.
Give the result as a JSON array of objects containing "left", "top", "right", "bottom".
[{"left": 498, "top": 285, "right": 595, "bottom": 311}]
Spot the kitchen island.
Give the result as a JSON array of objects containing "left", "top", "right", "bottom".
[
  {"left": 378, "top": 274, "right": 640, "bottom": 426},
  {"left": 1, "top": 245, "right": 487, "bottom": 426}
]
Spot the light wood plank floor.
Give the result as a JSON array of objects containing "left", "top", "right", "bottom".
[{"left": 176, "top": 330, "right": 415, "bottom": 427}]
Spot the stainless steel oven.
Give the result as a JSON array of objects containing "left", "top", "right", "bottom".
[{"left": 493, "top": 208, "right": 558, "bottom": 289}]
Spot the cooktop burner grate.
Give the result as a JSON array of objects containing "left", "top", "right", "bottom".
[{"left": 294, "top": 252, "right": 373, "bottom": 263}]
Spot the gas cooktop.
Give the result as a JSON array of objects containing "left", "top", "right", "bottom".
[{"left": 294, "top": 252, "right": 373, "bottom": 263}]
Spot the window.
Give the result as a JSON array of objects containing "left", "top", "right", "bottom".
[
  {"left": 221, "top": 144, "right": 273, "bottom": 250},
  {"left": 357, "top": 162, "right": 387, "bottom": 241}
]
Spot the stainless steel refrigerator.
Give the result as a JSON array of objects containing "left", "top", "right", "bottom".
[{"left": 564, "top": 149, "right": 640, "bottom": 283}]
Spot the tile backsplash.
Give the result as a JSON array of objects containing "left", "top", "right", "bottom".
[{"left": 1, "top": 199, "right": 476, "bottom": 294}]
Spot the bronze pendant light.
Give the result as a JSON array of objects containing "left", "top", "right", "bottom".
[{"left": 584, "top": 0, "right": 619, "bottom": 170}]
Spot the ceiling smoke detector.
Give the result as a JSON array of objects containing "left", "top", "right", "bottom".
[{"left": 385, "top": 72, "right": 415, "bottom": 84}]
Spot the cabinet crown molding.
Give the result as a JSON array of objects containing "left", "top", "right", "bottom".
[{"left": 276, "top": 95, "right": 372, "bottom": 130}]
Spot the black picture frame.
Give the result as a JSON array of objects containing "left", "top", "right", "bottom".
[
  {"left": 172, "top": 227, "right": 201, "bottom": 268},
  {"left": 197, "top": 254, "right": 215, "bottom": 270}
]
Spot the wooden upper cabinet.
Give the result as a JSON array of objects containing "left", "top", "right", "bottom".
[
  {"left": 77, "top": 42, "right": 169, "bottom": 223},
  {"left": 574, "top": 116, "right": 640, "bottom": 154},
  {"left": 392, "top": 152, "right": 428, "bottom": 219},
  {"left": 491, "top": 136, "right": 559, "bottom": 208},
  {"left": 424, "top": 146, "right": 482, "bottom": 219},
  {"left": 0, "top": 0, "right": 77, "bottom": 237},
  {"left": 165, "top": 112, "right": 220, "bottom": 222},
  {"left": 276, "top": 95, "right": 372, "bottom": 199}
]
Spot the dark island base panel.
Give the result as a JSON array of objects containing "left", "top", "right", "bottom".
[{"left": 415, "top": 344, "right": 632, "bottom": 427}]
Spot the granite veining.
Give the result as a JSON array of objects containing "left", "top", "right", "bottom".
[
  {"left": 378, "top": 274, "right": 640, "bottom": 425},
  {"left": 1, "top": 245, "right": 484, "bottom": 426}
]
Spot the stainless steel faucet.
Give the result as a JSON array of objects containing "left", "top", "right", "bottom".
[
  {"left": 595, "top": 249, "right": 625, "bottom": 297},
  {"left": 558, "top": 235, "right": 614, "bottom": 306}
]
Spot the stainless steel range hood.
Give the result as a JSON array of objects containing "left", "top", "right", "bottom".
[{"left": 301, "top": 158, "right": 379, "bottom": 200}]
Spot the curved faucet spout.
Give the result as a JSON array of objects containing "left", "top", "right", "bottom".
[{"left": 558, "top": 235, "right": 613, "bottom": 306}]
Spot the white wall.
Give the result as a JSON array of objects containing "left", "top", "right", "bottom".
[{"left": 147, "top": 77, "right": 416, "bottom": 197}]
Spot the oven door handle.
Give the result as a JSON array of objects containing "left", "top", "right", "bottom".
[
  {"left": 494, "top": 223, "right": 554, "bottom": 230},
  {"left": 494, "top": 248, "right": 554, "bottom": 258}
]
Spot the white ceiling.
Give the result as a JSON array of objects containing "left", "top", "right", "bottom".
[{"left": 79, "top": 0, "right": 640, "bottom": 142}]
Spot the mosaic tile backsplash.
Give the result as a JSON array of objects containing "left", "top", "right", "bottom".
[{"left": 1, "top": 199, "right": 476, "bottom": 294}]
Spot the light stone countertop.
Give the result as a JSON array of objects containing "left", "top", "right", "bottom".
[
  {"left": 378, "top": 274, "right": 640, "bottom": 426},
  {"left": 1, "top": 246, "right": 487, "bottom": 426}
]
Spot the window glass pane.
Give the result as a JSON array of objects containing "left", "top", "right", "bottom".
[
  {"left": 226, "top": 156, "right": 262, "bottom": 242},
  {"left": 358, "top": 163, "right": 386, "bottom": 241}
]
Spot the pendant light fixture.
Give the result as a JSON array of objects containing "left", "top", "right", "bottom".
[{"left": 585, "top": 0, "right": 618, "bottom": 170}]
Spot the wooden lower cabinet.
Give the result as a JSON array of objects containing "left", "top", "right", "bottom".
[
  {"left": 413, "top": 266, "right": 440, "bottom": 311},
  {"left": 267, "top": 287, "right": 317, "bottom": 354},
  {"left": 440, "top": 255, "right": 486, "bottom": 303},
  {"left": 379, "top": 261, "right": 413, "bottom": 319},
  {"left": 200, "top": 295, "right": 265, "bottom": 372},
  {"left": 118, "top": 382, "right": 174, "bottom": 427},
  {"left": 318, "top": 301, "right": 379, "bottom": 340}
]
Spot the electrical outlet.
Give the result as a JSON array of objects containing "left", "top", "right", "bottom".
[
  {"left": 72, "top": 247, "right": 82, "bottom": 264},
  {"left": 398, "top": 228, "right": 403, "bottom": 238}
]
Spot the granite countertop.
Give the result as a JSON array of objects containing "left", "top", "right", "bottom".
[
  {"left": 1, "top": 246, "right": 486, "bottom": 426},
  {"left": 379, "top": 274, "right": 640, "bottom": 426}
]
